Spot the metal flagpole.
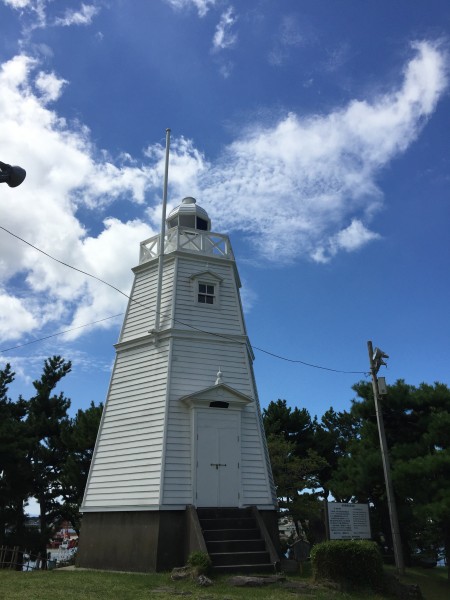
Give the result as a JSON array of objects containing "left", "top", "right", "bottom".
[{"left": 153, "top": 128, "right": 171, "bottom": 334}]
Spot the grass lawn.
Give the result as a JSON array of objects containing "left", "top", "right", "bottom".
[
  {"left": 389, "top": 565, "right": 449, "bottom": 600},
  {"left": 0, "top": 565, "right": 447, "bottom": 600}
]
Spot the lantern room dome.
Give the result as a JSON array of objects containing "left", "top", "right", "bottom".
[{"left": 167, "top": 197, "right": 211, "bottom": 231}]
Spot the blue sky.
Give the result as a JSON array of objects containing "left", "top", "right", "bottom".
[{"left": 1, "top": 0, "right": 449, "bottom": 426}]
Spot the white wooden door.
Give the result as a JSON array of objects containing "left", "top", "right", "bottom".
[{"left": 195, "top": 410, "right": 240, "bottom": 507}]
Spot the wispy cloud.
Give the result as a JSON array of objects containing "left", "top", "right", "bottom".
[
  {"left": 198, "top": 42, "right": 447, "bottom": 262},
  {"left": 3, "top": 0, "right": 32, "bottom": 7},
  {"left": 212, "top": 6, "right": 238, "bottom": 52},
  {"left": 35, "top": 70, "right": 68, "bottom": 103},
  {"left": 2, "top": 0, "right": 101, "bottom": 32},
  {"left": 269, "top": 15, "right": 306, "bottom": 66},
  {"left": 54, "top": 3, "right": 100, "bottom": 27},
  {"left": 0, "top": 41, "right": 447, "bottom": 345},
  {"left": 0, "top": 54, "right": 157, "bottom": 342},
  {"left": 165, "top": 0, "right": 217, "bottom": 18}
]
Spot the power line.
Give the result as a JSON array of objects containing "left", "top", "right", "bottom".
[
  {"left": 0, "top": 225, "right": 368, "bottom": 375},
  {"left": 0, "top": 313, "right": 124, "bottom": 353},
  {"left": 251, "top": 346, "right": 368, "bottom": 375},
  {"left": 0, "top": 225, "right": 132, "bottom": 301}
]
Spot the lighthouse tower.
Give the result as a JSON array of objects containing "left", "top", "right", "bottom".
[{"left": 78, "top": 197, "right": 279, "bottom": 572}]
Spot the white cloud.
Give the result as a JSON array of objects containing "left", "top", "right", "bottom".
[
  {"left": 194, "top": 41, "right": 447, "bottom": 262},
  {"left": 3, "top": 0, "right": 48, "bottom": 32},
  {"left": 0, "top": 292, "right": 39, "bottom": 340},
  {"left": 212, "top": 6, "right": 237, "bottom": 52},
  {"left": 54, "top": 3, "right": 100, "bottom": 27},
  {"left": 3, "top": 0, "right": 100, "bottom": 31},
  {"left": 0, "top": 41, "right": 447, "bottom": 347},
  {"left": 239, "top": 280, "right": 258, "bottom": 314},
  {"left": 0, "top": 54, "right": 158, "bottom": 343},
  {"left": 35, "top": 70, "right": 67, "bottom": 103},
  {"left": 269, "top": 15, "right": 306, "bottom": 66},
  {"left": 165, "top": 0, "right": 216, "bottom": 18},
  {"left": 3, "top": 0, "right": 31, "bottom": 8},
  {"left": 219, "top": 61, "right": 234, "bottom": 79},
  {"left": 312, "top": 220, "right": 381, "bottom": 263}
]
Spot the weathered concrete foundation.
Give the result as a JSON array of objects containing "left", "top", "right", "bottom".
[
  {"left": 77, "top": 507, "right": 280, "bottom": 572},
  {"left": 77, "top": 511, "right": 186, "bottom": 572}
]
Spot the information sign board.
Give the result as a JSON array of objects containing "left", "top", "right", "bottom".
[{"left": 327, "top": 502, "right": 371, "bottom": 540}]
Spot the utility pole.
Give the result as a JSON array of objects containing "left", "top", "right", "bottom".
[{"left": 367, "top": 341, "right": 405, "bottom": 575}]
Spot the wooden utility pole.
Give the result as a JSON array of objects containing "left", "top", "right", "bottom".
[{"left": 367, "top": 341, "right": 405, "bottom": 575}]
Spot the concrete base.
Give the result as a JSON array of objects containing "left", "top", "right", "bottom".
[
  {"left": 77, "top": 511, "right": 187, "bottom": 572},
  {"left": 77, "top": 507, "right": 280, "bottom": 573}
]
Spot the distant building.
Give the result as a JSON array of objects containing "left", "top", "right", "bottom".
[{"left": 78, "top": 197, "right": 279, "bottom": 572}]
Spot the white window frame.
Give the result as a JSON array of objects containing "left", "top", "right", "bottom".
[
  {"left": 189, "top": 270, "right": 223, "bottom": 309},
  {"left": 197, "top": 281, "right": 216, "bottom": 305}
]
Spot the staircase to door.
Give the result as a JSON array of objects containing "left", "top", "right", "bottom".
[{"left": 197, "top": 507, "right": 277, "bottom": 573}]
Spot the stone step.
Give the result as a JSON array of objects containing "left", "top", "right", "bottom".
[
  {"left": 199, "top": 517, "right": 257, "bottom": 530},
  {"left": 203, "top": 528, "right": 260, "bottom": 541},
  {"left": 197, "top": 507, "right": 252, "bottom": 519},
  {"left": 206, "top": 539, "right": 266, "bottom": 553},
  {"left": 210, "top": 551, "right": 271, "bottom": 567}
]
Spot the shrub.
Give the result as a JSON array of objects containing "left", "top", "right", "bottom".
[
  {"left": 310, "top": 540, "right": 383, "bottom": 590},
  {"left": 187, "top": 551, "right": 212, "bottom": 575}
]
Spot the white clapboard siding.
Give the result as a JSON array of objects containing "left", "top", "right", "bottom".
[
  {"left": 83, "top": 215, "right": 277, "bottom": 513},
  {"left": 173, "top": 258, "right": 245, "bottom": 336},
  {"left": 119, "top": 259, "right": 174, "bottom": 343},
  {"left": 82, "top": 340, "right": 170, "bottom": 510},
  {"left": 161, "top": 330, "right": 275, "bottom": 507}
]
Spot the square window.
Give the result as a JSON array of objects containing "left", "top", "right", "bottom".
[{"left": 198, "top": 282, "right": 215, "bottom": 305}]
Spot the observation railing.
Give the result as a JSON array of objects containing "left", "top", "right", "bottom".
[{"left": 139, "top": 228, "right": 234, "bottom": 265}]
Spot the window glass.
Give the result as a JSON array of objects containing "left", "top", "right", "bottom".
[
  {"left": 196, "top": 217, "right": 208, "bottom": 230},
  {"left": 198, "top": 282, "right": 215, "bottom": 304},
  {"left": 179, "top": 215, "right": 196, "bottom": 228}
]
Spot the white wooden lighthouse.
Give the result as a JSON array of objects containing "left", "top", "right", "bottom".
[{"left": 78, "top": 196, "right": 279, "bottom": 572}]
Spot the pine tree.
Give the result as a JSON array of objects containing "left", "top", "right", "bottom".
[
  {"left": 60, "top": 401, "right": 103, "bottom": 533},
  {"left": 25, "top": 356, "right": 72, "bottom": 554},
  {"left": 329, "top": 379, "right": 450, "bottom": 575},
  {"left": 0, "top": 364, "right": 31, "bottom": 545}
]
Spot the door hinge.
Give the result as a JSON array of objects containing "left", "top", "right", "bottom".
[{"left": 238, "top": 462, "right": 240, "bottom": 469}]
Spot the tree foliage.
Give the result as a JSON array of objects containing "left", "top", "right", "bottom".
[
  {"left": 263, "top": 381, "right": 450, "bottom": 575},
  {"left": 263, "top": 399, "right": 349, "bottom": 543},
  {"left": 27, "top": 356, "right": 72, "bottom": 553},
  {"left": 60, "top": 401, "right": 103, "bottom": 533},
  {"left": 0, "top": 357, "right": 102, "bottom": 551},
  {"left": 0, "top": 364, "right": 30, "bottom": 546},
  {"left": 328, "top": 379, "right": 450, "bottom": 571}
]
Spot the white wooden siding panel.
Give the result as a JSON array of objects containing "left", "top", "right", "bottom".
[
  {"left": 161, "top": 328, "right": 272, "bottom": 506},
  {"left": 83, "top": 341, "right": 169, "bottom": 509},
  {"left": 85, "top": 244, "right": 276, "bottom": 511},
  {"left": 173, "top": 259, "right": 244, "bottom": 336},
  {"left": 120, "top": 260, "right": 174, "bottom": 343},
  {"left": 239, "top": 404, "right": 273, "bottom": 505}
]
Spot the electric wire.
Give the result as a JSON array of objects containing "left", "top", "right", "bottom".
[
  {"left": 0, "top": 225, "right": 133, "bottom": 302},
  {"left": 0, "top": 224, "right": 368, "bottom": 375},
  {"left": 0, "top": 313, "right": 124, "bottom": 354}
]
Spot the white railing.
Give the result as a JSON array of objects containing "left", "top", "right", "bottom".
[{"left": 139, "top": 228, "right": 234, "bottom": 264}]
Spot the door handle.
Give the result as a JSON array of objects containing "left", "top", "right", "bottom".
[{"left": 210, "top": 463, "right": 227, "bottom": 470}]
